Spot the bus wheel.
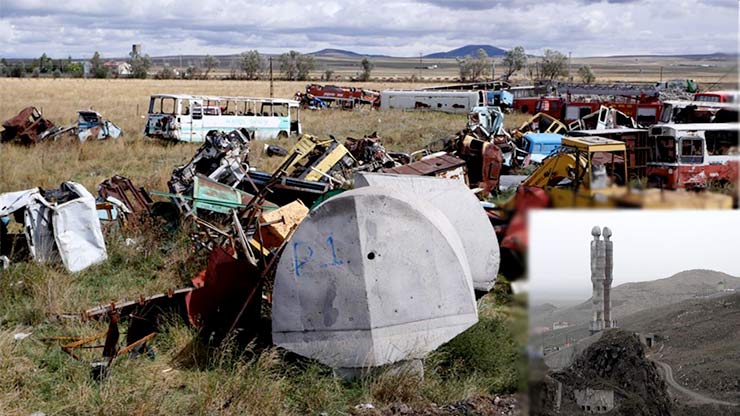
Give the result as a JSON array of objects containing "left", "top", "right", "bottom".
[{"left": 277, "top": 131, "right": 289, "bottom": 140}]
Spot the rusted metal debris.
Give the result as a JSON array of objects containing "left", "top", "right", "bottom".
[
  {"left": 98, "top": 175, "right": 154, "bottom": 217},
  {"left": 345, "top": 132, "right": 411, "bottom": 171},
  {"left": 73, "top": 110, "right": 123, "bottom": 142},
  {"left": 1, "top": 107, "right": 122, "bottom": 144},
  {"left": 43, "top": 308, "right": 157, "bottom": 381},
  {"left": 1, "top": 107, "right": 57, "bottom": 145}
]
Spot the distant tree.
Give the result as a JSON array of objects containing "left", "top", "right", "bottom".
[
  {"left": 323, "top": 69, "right": 334, "bottom": 81},
  {"left": 540, "top": 49, "right": 568, "bottom": 80},
  {"left": 37, "top": 53, "right": 53, "bottom": 74},
  {"left": 203, "top": 55, "right": 220, "bottom": 79},
  {"left": 66, "top": 62, "right": 84, "bottom": 78},
  {"left": 279, "top": 50, "right": 314, "bottom": 80},
  {"left": 578, "top": 65, "right": 596, "bottom": 83},
  {"left": 9, "top": 62, "right": 25, "bottom": 78},
  {"left": 360, "top": 58, "right": 374, "bottom": 81},
  {"left": 240, "top": 50, "right": 263, "bottom": 80},
  {"left": 52, "top": 69, "right": 62, "bottom": 79},
  {"left": 0, "top": 59, "right": 8, "bottom": 76},
  {"left": 128, "top": 49, "right": 152, "bottom": 79},
  {"left": 457, "top": 48, "right": 489, "bottom": 81},
  {"left": 502, "top": 46, "right": 527, "bottom": 80},
  {"left": 185, "top": 64, "right": 202, "bottom": 80},
  {"left": 155, "top": 64, "right": 177, "bottom": 79},
  {"left": 90, "top": 51, "right": 108, "bottom": 78}
]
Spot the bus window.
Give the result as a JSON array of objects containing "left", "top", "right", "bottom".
[
  {"left": 260, "top": 103, "right": 271, "bottom": 116},
  {"left": 180, "top": 100, "right": 190, "bottom": 115},
  {"left": 159, "top": 97, "right": 176, "bottom": 114},
  {"left": 679, "top": 137, "right": 703, "bottom": 164},
  {"left": 654, "top": 136, "right": 676, "bottom": 163},
  {"left": 705, "top": 130, "right": 739, "bottom": 156}
]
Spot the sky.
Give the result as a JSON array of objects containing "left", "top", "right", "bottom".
[
  {"left": 0, "top": 0, "right": 738, "bottom": 59},
  {"left": 528, "top": 210, "right": 740, "bottom": 305}
]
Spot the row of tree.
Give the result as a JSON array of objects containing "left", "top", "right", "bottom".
[
  {"left": 1, "top": 48, "right": 594, "bottom": 82},
  {"left": 459, "top": 47, "right": 596, "bottom": 83}
]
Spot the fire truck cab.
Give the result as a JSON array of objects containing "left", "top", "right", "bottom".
[{"left": 647, "top": 123, "right": 739, "bottom": 190}]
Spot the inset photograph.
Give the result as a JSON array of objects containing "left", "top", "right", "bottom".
[{"left": 527, "top": 210, "right": 739, "bottom": 416}]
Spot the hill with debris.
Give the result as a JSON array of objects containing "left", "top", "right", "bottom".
[
  {"left": 543, "top": 329, "right": 672, "bottom": 416},
  {"left": 531, "top": 269, "right": 739, "bottom": 328}
]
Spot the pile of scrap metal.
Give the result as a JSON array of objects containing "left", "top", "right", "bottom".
[
  {"left": 0, "top": 182, "right": 107, "bottom": 272},
  {"left": 510, "top": 112, "right": 569, "bottom": 167},
  {"left": 96, "top": 175, "right": 155, "bottom": 223},
  {"left": 402, "top": 106, "right": 513, "bottom": 195},
  {"left": 567, "top": 105, "right": 639, "bottom": 131},
  {"left": 1, "top": 107, "right": 57, "bottom": 145},
  {"left": 0, "top": 107, "right": 122, "bottom": 144},
  {"left": 345, "top": 132, "right": 411, "bottom": 171}
]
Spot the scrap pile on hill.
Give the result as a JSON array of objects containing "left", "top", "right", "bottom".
[{"left": 551, "top": 329, "right": 671, "bottom": 415}]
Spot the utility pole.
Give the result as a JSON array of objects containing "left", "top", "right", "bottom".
[
  {"left": 419, "top": 52, "right": 423, "bottom": 81},
  {"left": 269, "top": 57, "right": 274, "bottom": 98},
  {"left": 491, "top": 58, "right": 495, "bottom": 81},
  {"left": 568, "top": 51, "right": 572, "bottom": 81}
]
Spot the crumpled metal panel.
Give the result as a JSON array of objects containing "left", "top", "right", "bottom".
[{"left": 51, "top": 182, "right": 107, "bottom": 272}]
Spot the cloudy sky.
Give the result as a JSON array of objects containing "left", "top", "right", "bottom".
[
  {"left": 0, "top": 0, "right": 737, "bottom": 58},
  {"left": 528, "top": 210, "right": 740, "bottom": 305}
]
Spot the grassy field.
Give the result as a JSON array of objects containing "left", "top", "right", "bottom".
[
  {"left": 152, "top": 53, "right": 739, "bottom": 87},
  {"left": 0, "top": 78, "right": 528, "bottom": 415}
]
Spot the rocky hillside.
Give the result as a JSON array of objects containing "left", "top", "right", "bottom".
[
  {"left": 542, "top": 329, "right": 672, "bottom": 416},
  {"left": 620, "top": 292, "right": 740, "bottom": 403}
]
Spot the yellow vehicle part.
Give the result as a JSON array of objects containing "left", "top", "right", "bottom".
[
  {"left": 304, "top": 144, "right": 351, "bottom": 182},
  {"left": 279, "top": 134, "right": 335, "bottom": 172},
  {"left": 511, "top": 112, "right": 568, "bottom": 140}
]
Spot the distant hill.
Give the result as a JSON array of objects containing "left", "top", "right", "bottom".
[
  {"left": 308, "top": 48, "right": 389, "bottom": 58},
  {"left": 531, "top": 269, "right": 740, "bottom": 328},
  {"left": 425, "top": 44, "right": 507, "bottom": 59}
]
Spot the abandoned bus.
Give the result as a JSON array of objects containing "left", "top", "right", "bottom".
[
  {"left": 647, "top": 123, "right": 740, "bottom": 189},
  {"left": 144, "top": 94, "right": 301, "bottom": 142}
]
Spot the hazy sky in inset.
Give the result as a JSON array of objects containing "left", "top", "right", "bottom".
[
  {"left": 528, "top": 210, "right": 740, "bottom": 305},
  {"left": 0, "top": 0, "right": 737, "bottom": 58}
]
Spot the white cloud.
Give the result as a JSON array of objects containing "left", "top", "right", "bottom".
[{"left": 0, "top": 0, "right": 736, "bottom": 57}]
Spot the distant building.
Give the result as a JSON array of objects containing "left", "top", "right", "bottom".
[
  {"left": 103, "top": 61, "right": 132, "bottom": 77},
  {"left": 553, "top": 321, "right": 569, "bottom": 330},
  {"left": 574, "top": 388, "right": 614, "bottom": 414}
]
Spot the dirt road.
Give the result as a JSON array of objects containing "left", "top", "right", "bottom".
[{"left": 652, "top": 359, "right": 738, "bottom": 407}]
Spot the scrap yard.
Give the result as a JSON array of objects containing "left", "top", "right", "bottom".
[{"left": 1, "top": 1, "right": 739, "bottom": 413}]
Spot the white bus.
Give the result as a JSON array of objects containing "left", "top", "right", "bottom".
[
  {"left": 144, "top": 94, "right": 301, "bottom": 142},
  {"left": 379, "top": 90, "right": 481, "bottom": 114}
]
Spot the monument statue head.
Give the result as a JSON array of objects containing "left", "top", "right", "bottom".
[
  {"left": 591, "top": 226, "right": 601, "bottom": 240},
  {"left": 603, "top": 227, "right": 612, "bottom": 240}
]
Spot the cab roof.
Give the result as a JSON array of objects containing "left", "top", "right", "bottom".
[{"left": 561, "top": 136, "right": 626, "bottom": 152}]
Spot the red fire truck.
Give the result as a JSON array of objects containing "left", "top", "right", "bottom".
[
  {"left": 647, "top": 123, "right": 739, "bottom": 190},
  {"left": 300, "top": 84, "right": 380, "bottom": 109}
]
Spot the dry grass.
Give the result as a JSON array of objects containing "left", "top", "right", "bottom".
[
  {"left": 0, "top": 78, "right": 526, "bottom": 415},
  {"left": 0, "top": 78, "right": 475, "bottom": 192}
]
